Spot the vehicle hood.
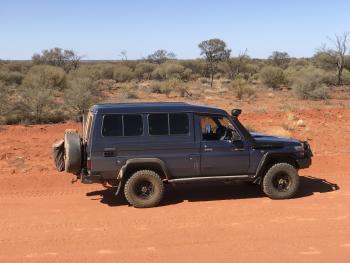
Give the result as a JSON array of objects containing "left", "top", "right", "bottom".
[{"left": 250, "top": 132, "right": 301, "bottom": 148}]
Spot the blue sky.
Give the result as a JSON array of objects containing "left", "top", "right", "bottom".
[{"left": 0, "top": 0, "right": 349, "bottom": 60}]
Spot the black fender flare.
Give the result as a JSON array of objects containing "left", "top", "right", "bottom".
[
  {"left": 117, "top": 158, "right": 170, "bottom": 180},
  {"left": 254, "top": 152, "right": 298, "bottom": 178}
]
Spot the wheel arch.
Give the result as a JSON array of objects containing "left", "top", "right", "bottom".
[
  {"left": 255, "top": 152, "right": 299, "bottom": 179},
  {"left": 117, "top": 158, "right": 169, "bottom": 182}
]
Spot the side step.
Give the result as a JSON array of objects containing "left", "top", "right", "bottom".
[{"left": 167, "top": 175, "right": 252, "bottom": 183}]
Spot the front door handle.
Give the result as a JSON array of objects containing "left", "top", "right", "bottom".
[
  {"left": 203, "top": 145, "right": 213, "bottom": 152},
  {"left": 232, "top": 147, "right": 245, "bottom": 151}
]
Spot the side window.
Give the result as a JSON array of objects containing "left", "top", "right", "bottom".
[
  {"left": 102, "top": 115, "right": 122, "bottom": 136},
  {"left": 102, "top": 114, "right": 143, "bottom": 136},
  {"left": 200, "top": 115, "right": 239, "bottom": 141},
  {"left": 124, "top": 115, "right": 143, "bottom": 136},
  {"left": 170, "top": 113, "right": 189, "bottom": 135},
  {"left": 148, "top": 114, "right": 168, "bottom": 135}
]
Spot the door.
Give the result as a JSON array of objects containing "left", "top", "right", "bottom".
[{"left": 199, "top": 114, "right": 250, "bottom": 176}]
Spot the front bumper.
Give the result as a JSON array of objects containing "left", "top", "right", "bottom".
[
  {"left": 297, "top": 141, "right": 313, "bottom": 169},
  {"left": 297, "top": 157, "right": 312, "bottom": 169}
]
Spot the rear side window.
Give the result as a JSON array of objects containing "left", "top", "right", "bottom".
[
  {"left": 148, "top": 114, "right": 168, "bottom": 135},
  {"left": 124, "top": 115, "right": 143, "bottom": 136},
  {"left": 148, "top": 113, "right": 189, "bottom": 135},
  {"left": 102, "top": 115, "right": 122, "bottom": 136},
  {"left": 170, "top": 114, "right": 189, "bottom": 135},
  {"left": 102, "top": 114, "right": 143, "bottom": 136}
]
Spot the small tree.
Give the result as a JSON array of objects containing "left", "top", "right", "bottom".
[
  {"left": 21, "top": 73, "right": 54, "bottom": 122},
  {"left": 314, "top": 33, "right": 349, "bottom": 85},
  {"left": 64, "top": 78, "right": 96, "bottom": 116},
  {"left": 198, "top": 38, "right": 231, "bottom": 87},
  {"left": 222, "top": 49, "right": 249, "bottom": 80},
  {"left": 32, "top": 47, "right": 82, "bottom": 73},
  {"left": 268, "top": 51, "right": 291, "bottom": 68},
  {"left": 147, "top": 49, "right": 176, "bottom": 64}
]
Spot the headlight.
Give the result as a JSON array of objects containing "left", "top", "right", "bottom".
[{"left": 293, "top": 145, "right": 304, "bottom": 152}]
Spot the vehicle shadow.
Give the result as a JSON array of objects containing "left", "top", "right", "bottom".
[{"left": 86, "top": 175, "right": 339, "bottom": 207}]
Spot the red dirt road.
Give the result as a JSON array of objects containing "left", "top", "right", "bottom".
[{"left": 1, "top": 109, "right": 350, "bottom": 262}]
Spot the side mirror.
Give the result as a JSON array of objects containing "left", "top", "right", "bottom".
[{"left": 231, "top": 109, "right": 242, "bottom": 118}]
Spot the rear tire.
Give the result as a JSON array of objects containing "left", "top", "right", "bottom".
[
  {"left": 64, "top": 129, "right": 82, "bottom": 174},
  {"left": 262, "top": 163, "right": 299, "bottom": 199},
  {"left": 124, "top": 170, "right": 164, "bottom": 208}
]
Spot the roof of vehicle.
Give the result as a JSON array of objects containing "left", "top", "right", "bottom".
[{"left": 90, "top": 102, "right": 228, "bottom": 115}]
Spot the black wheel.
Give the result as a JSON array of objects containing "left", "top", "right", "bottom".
[
  {"left": 124, "top": 170, "right": 164, "bottom": 208},
  {"left": 262, "top": 163, "right": 299, "bottom": 199}
]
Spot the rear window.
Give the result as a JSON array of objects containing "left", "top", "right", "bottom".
[
  {"left": 148, "top": 113, "right": 189, "bottom": 135},
  {"left": 102, "top": 114, "right": 143, "bottom": 136}
]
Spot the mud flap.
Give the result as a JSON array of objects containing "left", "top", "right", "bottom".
[{"left": 52, "top": 139, "right": 65, "bottom": 172}]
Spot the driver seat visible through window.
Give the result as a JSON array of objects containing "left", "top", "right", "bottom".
[{"left": 200, "top": 115, "right": 239, "bottom": 141}]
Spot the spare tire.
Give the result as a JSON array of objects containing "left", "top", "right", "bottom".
[{"left": 64, "top": 129, "right": 82, "bottom": 174}]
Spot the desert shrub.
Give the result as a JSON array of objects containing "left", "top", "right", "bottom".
[
  {"left": 286, "top": 65, "right": 336, "bottom": 86},
  {"left": 0, "top": 69, "right": 24, "bottom": 85},
  {"left": 23, "top": 65, "right": 66, "bottom": 90},
  {"left": 260, "top": 66, "right": 286, "bottom": 89},
  {"left": 70, "top": 64, "right": 113, "bottom": 81},
  {"left": 134, "top": 62, "right": 156, "bottom": 80},
  {"left": 199, "top": 77, "right": 210, "bottom": 84},
  {"left": 149, "top": 79, "right": 182, "bottom": 96},
  {"left": 164, "top": 63, "right": 185, "bottom": 79},
  {"left": 292, "top": 68, "right": 330, "bottom": 100},
  {"left": 95, "top": 64, "right": 114, "bottom": 79},
  {"left": 180, "top": 59, "right": 206, "bottom": 76},
  {"left": 151, "top": 62, "right": 188, "bottom": 80},
  {"left": 342, "top": 69, "right": 350, "bottom": 85},
  {"left": 268, "top": 51, "right": 291, "bottom": 69},
  {"left": 182, "top": 68, "right": 193, "bottom": 81},
  {"left": 32, "top": 47, "right": 81, "bottom": 73},
  {"left": 113, "top": 65, "right": 134, "bottom": 82},
  {"left": 64, "top": 77, "right": 98, "bottom": 116},
  {"left": 21, "top": 78, "right": 54, "bottom": 123},
  {"left": 232, "top": 80, "right": 256, "bottom": 100}
]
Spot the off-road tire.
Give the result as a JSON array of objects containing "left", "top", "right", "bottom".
[
  {"left": 262, "top": 163, "right": 299, "bottom": 199},
  {"left": 64, "top": 129, "right": 82, "bottom": 175},
  {"left": 124, "top": 170, "right": 164, "bottom": 208}
]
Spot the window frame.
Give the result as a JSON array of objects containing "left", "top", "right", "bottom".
[{"left": 101, "top": 113, "right": 144, "bottom": 137}]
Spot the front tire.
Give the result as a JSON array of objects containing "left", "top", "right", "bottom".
[
  {"left": 124, "top": 170, "right": 164, "bottom": 208},
  {"left": 262, "top": 163, "right": 299, "bottom": 199}
]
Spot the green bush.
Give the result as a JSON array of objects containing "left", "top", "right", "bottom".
[
  {"left": 113, "top": 65, "right": 134, "bottom": 82},
  {"left": 151, "top": 62, "right": 188, "bottom": 80},
  {"left": 64, "top": 77, "right": 97, "bottom": 115},
  {"left": 342, "top": 69, "right": 350, "bottom": 85},
  {"left": 23, "top": 65, "right": 66, "bottom": 90},
  {"left": 260, "top": 66, "right": 286, "bottom": 89},
  {"left": 134, "top": 62, "right": 156, "bottom": 80},
  {"left": 0, "top": 69, "right": 24, "bottom": 85},
  {"left": 292, "top": 68, "right": 330, "bottom": 100},
  {"left": 232, "top": 80, "right": 256, "bottom": 100}
]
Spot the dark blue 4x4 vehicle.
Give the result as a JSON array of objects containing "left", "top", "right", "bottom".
[{"left": 55, "top": 102, "right": 312, "bottom": 208}]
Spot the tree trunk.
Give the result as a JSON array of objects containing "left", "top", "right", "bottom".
[
  {"left": 337, "top": 66, "right": 343, "bottom": 86},
  {"left": 210, "top": 72, "right": 214, "bottom": 88}
]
